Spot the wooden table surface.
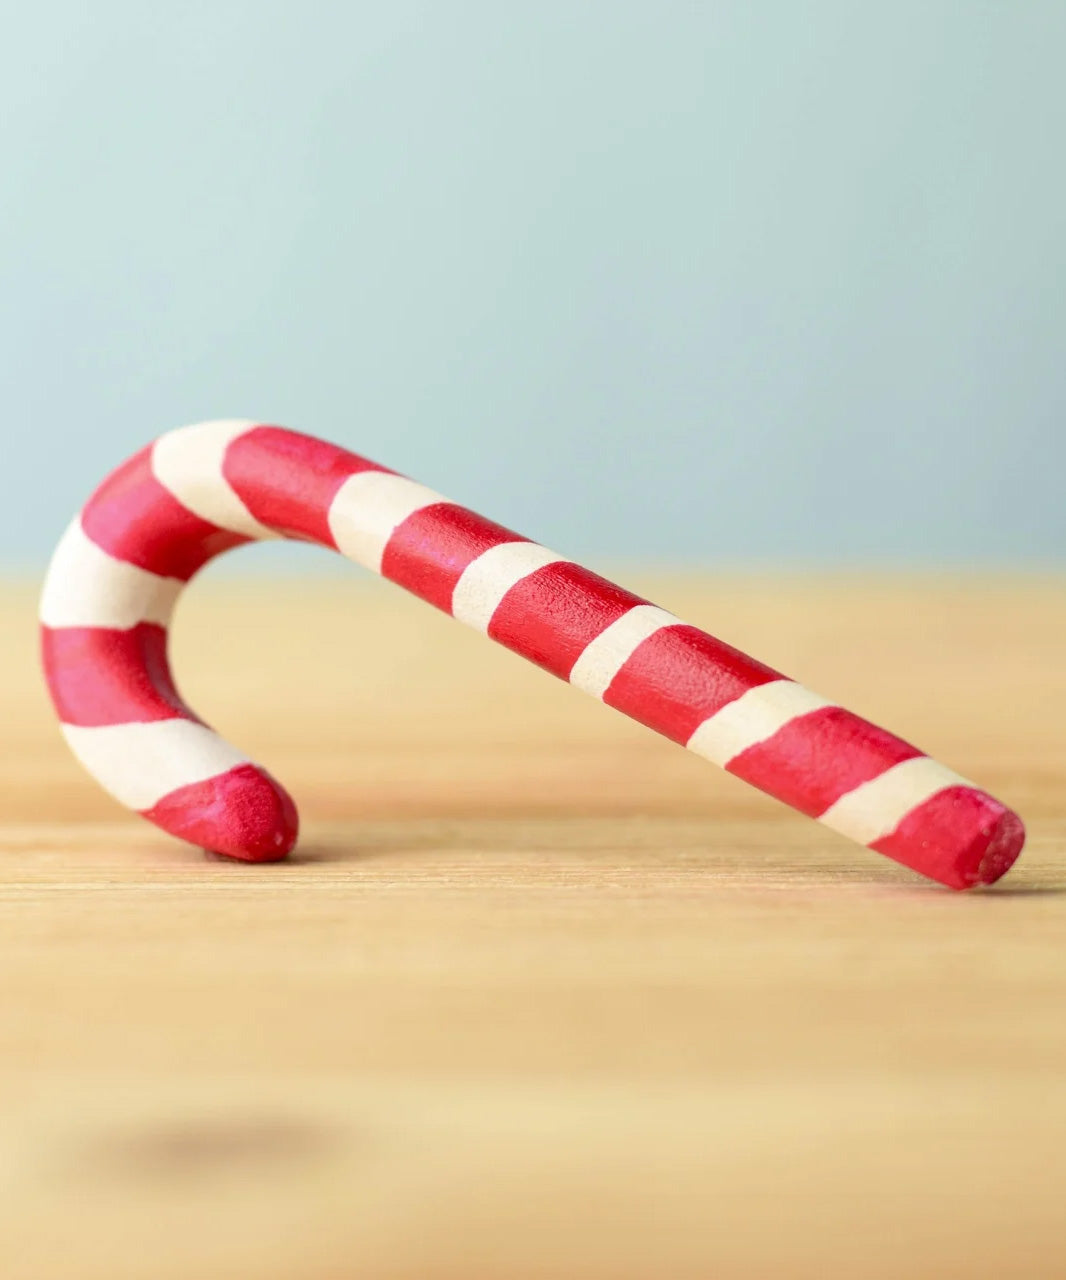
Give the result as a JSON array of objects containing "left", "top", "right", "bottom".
[{"left": 2, "top": 572, "right": 1063, "bottom": 1279}]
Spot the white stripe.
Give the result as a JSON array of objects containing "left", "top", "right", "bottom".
[
  {"left": 686, "top": 680, "right": 832, "bottom": 766},
  {"left": 328, "top": 472, "right": 445, "bottom": 574},
  {"left": 451, "top": 542, "right": 567, "bottom": 632},
  {"left": 151, "top": 419, "right": 278, "bottom": 539},
  {"left": 61, "top": 720, "right": 251, "bottom": 811},
  {"left": 40, "top": 519, "right": 183, "bottom": 629},
  {"left": 819, "top": 756, "right": 970, "bottom": 846},
  {"left": 568, "top": 605, "right": 681, "bottom": 699}
]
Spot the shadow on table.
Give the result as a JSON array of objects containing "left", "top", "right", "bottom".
[{"left": 281, "top": 820, "right": 1066, "bottom": 896}]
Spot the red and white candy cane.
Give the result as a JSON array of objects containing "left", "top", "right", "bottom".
[{"left": 40, "top": 420, "right": 1025, "bottom": 889}]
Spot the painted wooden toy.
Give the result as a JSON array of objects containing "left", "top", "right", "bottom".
[{"left": 40, "top": 420, "right": 1025, "bottom": 888}]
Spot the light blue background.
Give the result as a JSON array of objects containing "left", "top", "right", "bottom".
[{"left": 2, "top": 1, "right": 1063, "bottom": 568}]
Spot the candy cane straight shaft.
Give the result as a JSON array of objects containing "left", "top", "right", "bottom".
[{"left": 40, "top": 420, "right": 1025, "bottom": 888}]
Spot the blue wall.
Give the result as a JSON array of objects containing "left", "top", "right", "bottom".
[{"left": 2, "top": 2, "right": 1063, "bottom": 567}]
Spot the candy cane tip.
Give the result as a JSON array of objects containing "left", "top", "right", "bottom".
[
  {"left": 891, "top": 799, "right": 1025, "bottom": 892},
  {"left": 141, "top": 764, "right": 299, "bottom": 863},
  {"left": 969, "top": 808, "right": 1026, "bottom": 890}
]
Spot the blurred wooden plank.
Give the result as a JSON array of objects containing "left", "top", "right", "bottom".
[{"left": 1, "top": 574, "right": 1063, "bottom": 1280}]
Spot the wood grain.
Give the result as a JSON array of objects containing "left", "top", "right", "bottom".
[{"left": 2, "top": 572, "right": 1064, "bottom": 1279}]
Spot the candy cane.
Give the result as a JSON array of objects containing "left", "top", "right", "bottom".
[{"left": 39, "top": 419, "right": 1024, "bottom": 888}]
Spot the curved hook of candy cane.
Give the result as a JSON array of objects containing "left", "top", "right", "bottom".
[{"left": 39, "top": 419, "right": 1025, "bottom": 887}]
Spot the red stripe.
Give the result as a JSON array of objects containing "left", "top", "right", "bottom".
[
  {"left": 872, "top": 785, "right": 1025, "bottom": 890},
  {"left": 487, "top": 563, "right": 646, "bottom": 680},
  {"left": 726, "top": 706, "right": 923, "bottom": 817},
  {"left": 603, "top": 627, "right": 782, "bottom": 745},
  {"left": 81, "top": 446, "right": 248, "bottom": 580},
  {"left": 223, "top": 425, "right": 387, "bottom": 546},
  {"left": 142, "top": 763, "right": 298, "bottom": 863},
  {"left": 41, "top": 624, "right": 193, "bottom": 727},
  {"left": 380, "top": 504, "right": 526, "bottom": 613}
]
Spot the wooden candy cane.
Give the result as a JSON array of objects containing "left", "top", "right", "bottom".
[{"left": 40, "top": 420, "right": 1025, "bottom": 888}]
